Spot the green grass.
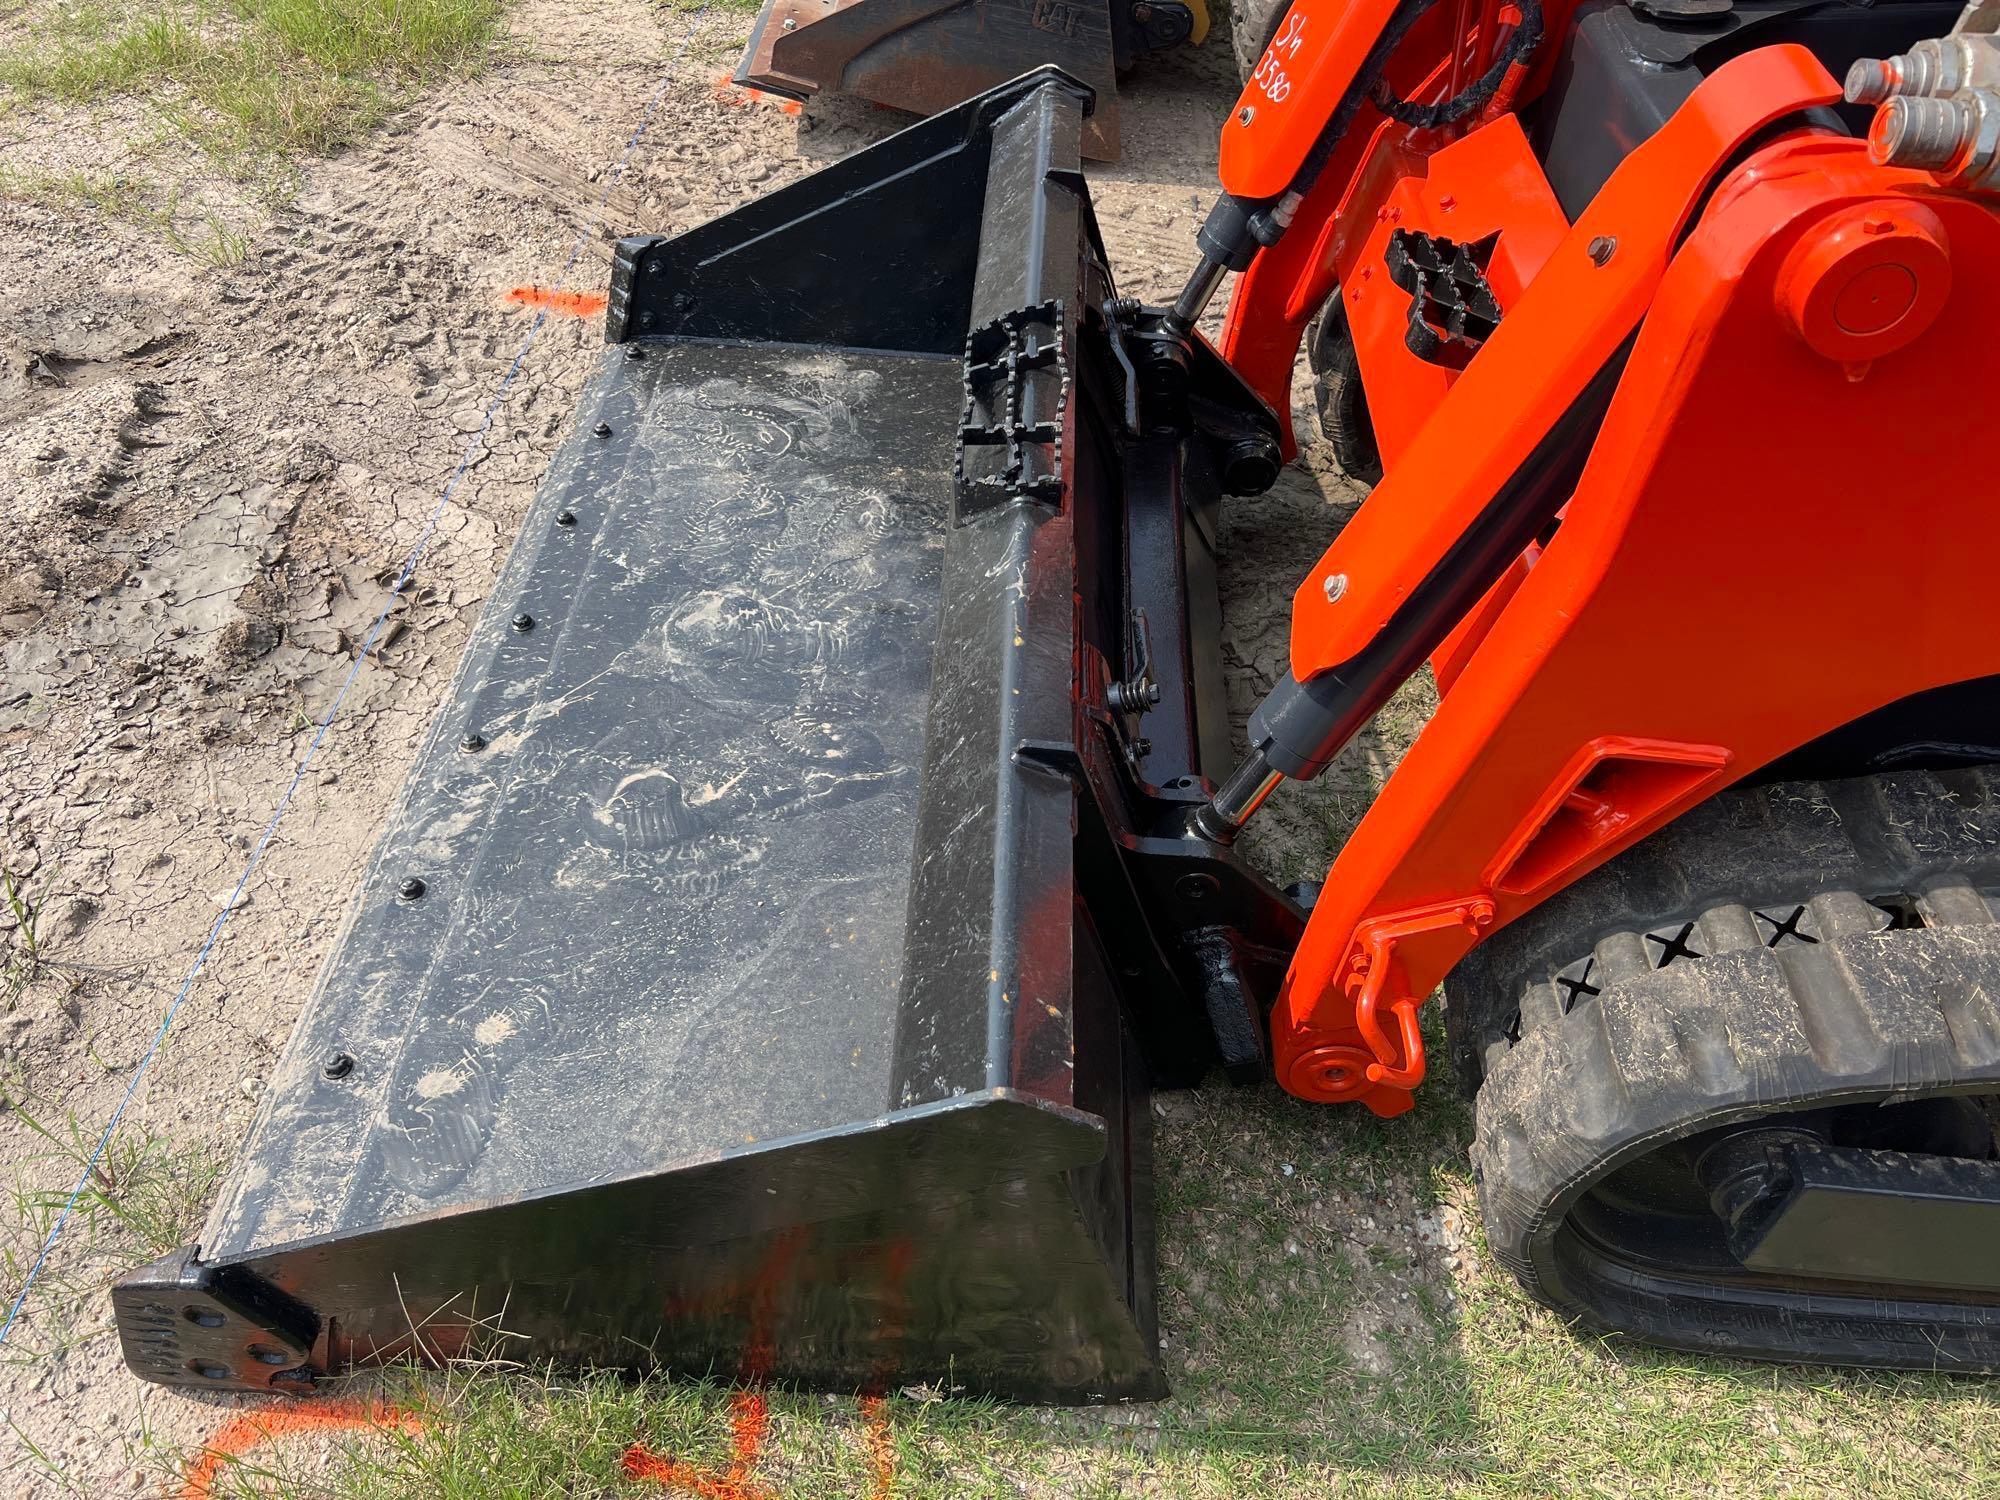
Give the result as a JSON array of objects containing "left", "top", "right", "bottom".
[
  {"left": 171, "top": 1083, "right": 2000, "bottom": 1497},
  {"left": 2, "top": 864, "right": 59, "bottom": 1004},
  {"left": 237, "top": 0, "right": 506, "bottom": 74},
  {"left": 0, "top": 164, "right": 150, "bottom": 217},
  {"left": 0, "top": 0, "right": 504, "bottom": 263},
  {"left": 2, "top": 870, "right": 42, "bottom": 1000},
  {"left": 0, "top": 165, "right": 253, "bottom": 264},
  {"left": 0, "top": 1094, "right": 226, "bottom": 1370},
  {"left": 0, "top": 11, "right": 210, "bottom": 99},
  {"left": 657, "top": 0, "right": 765, "bottom": 17},
  {"left": 5, "top": 1105, "right": 222, "bottom": 1269},
  {"left": 0, "top": 0, "right": 504, "bottom": 158}
]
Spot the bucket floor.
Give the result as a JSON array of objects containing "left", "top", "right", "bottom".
[{"left": 210, "top": 344, "right": 963, "bottom": 1254}]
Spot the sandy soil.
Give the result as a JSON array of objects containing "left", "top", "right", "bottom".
[{"left": 0, "top": 2, "right": 1372, "bottom": 1491}]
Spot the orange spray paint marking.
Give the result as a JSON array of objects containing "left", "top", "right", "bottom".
[
  {"left": 858, "top": 1395, "right": 896, "bottom": 1500},
  {"left": 180, "top": 1398, "right": 423, "bottom": 1500},
  {"left": 620, "top": 1391, "right": 776, "bottom": 1500},
  {"left": 624, "top": 1234, "right": 794, "bottom": 1497},
  {"left": 505, "top": 285, "right": 609, "bottom": 318},
  {"left": 621, "top": 1392, "right": 901, "bottom": 1499},
  {"left": 712, "top": 74, "right": 804, "bottom": 115},
  {"left": 625, "top": 1233, "right": 907, "bottom": 1495}
]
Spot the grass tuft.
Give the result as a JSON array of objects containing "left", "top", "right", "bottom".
[
  {"left": 1, "top": 865, "right": 55, "bottom": 1003},
  {"left": 0, "top": 1093, "right": 225, "bottom": 1368},
  {"left": 0, "top": 11, "right": 211, "bottom": 99},
  {"left": 5, "top": 1104, "right": 221, "bottom": 1263},
  {"left": 656, "top": 0, "right": 766, "bottom": 16},
  {"left": 236, "top": 0, "right": 504, "bottom": 77},
  {"left": 0, "top": 166, "right": 253, "bottom": 265},
  {"left": 0, "top": 0, "right": 506, "bottom": 158}
]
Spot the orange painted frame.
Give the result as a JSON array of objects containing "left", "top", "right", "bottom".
[
  {"left": 1282, "top": 47, "right": 1843, "bottom": 676},
  {"left": 1218, "top": 0, "right": 1588, "bottom": 457},
  {"left": 1272, "top": 116, "right": 2000, "bottom": 1114},
  {"left": 1221, "top": 0, "right": 1409, "bottom": 200},
  {"left": 1336, "top": 113, "right": 1571, "bottom": 468}
]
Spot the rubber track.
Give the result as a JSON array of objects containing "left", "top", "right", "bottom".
[
  {"left": 1307, "top": 300, "right": 1382, "bottom": 486},
  {"left": 1449, "top": 767, "right": 2000, "bottom": 1089},
  {"left": 1465, "top": 768, "right": 2000, "bottom": 1370}
]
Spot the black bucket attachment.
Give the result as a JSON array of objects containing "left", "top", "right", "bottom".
[
  {"left": 113, "top": 69, "right": 1298, "bottom": 1404},
  {"left": 733, "top": 0, "right": 1206, "bottom": 161}
]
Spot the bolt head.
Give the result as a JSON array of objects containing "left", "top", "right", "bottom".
[
  {"left": 511, "top": 612, "right": 536, "bottom": 633},
  {"left": 781, "top": 14, "right": 796, "bottom": 26},
  {"left": 1969, "top": 93, "right": 2000, "bottom": 176},
  {"left": 592, "top": 421, "right": 613, "bottom": 438},
  {"left": 1587, "top": 235, "right": 1617, "bottom": 267},
  {"left": 322, "top": 1051, "right": 355, "bottom": 1080},
  {"left": 460, "top": 731, "right": 486, "bottom": 752},
  {"left": 1238, "top": 105, "right": 1255, "bottom": 126},
  {"left": 1322, "top": 572, "right": 1348, "bottom": 603},
  {"left": 397, "top": 876, "right": 427, "bottom": 901},
  {"left": 625, "top": 345, "right": 646, "bottom": 361},
  {"left": 1176, "top": 872, "right": 1221, "bottom": 903},
  {"left": 555, "top": 509, "right": 577, "bottom": 527}
]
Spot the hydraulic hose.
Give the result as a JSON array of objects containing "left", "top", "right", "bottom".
[
  {"left": 1369, "top": 0, "right": 1543, "bottom": 130},
  {"left": 1286, "top": 0, "right": 1451, "bottom": 200},
  {"left": 1186, "top": 0, "right": 1547, "bottom": 835},
  {"left": 1176, "top": 0, "right": 1543, "bottom": 336}
]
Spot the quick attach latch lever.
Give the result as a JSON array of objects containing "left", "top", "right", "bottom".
[{"left": 1345, "top": 898, "right": 1496, "bottom": 1087}]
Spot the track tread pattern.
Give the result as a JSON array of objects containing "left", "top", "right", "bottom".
[
  {"left": 1306, "top": 299, "right": 1383, "bottom": 485},
  {"left": 1462, "top": 768, "right": 2000, "bottom": 1370},
  {"left": 1449, "top": 767, "right": 2000, "bottom": 1089}
]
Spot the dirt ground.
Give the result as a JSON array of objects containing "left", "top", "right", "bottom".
[
  {"left": 27, "top": 1, "right": 2000, "bottom": 1494},
  {"left": 0, "top": 2, "right": 1402, "bottom": 1490}
]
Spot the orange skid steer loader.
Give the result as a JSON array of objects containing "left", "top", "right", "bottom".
[{"left": 118, "top": 0, "right": 2000, "bottom": 1400}]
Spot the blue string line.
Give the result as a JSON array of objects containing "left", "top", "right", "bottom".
[{"left": 0, "top": 23, "right": 705, "bottom": 1349}]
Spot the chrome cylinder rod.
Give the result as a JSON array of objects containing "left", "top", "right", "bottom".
[
  {"left": 1190, "top": 749, "right": 1284, "bottom": 844},
  {"left": 1163, "top": 254, "right": 1229, "bottom": 337}
]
